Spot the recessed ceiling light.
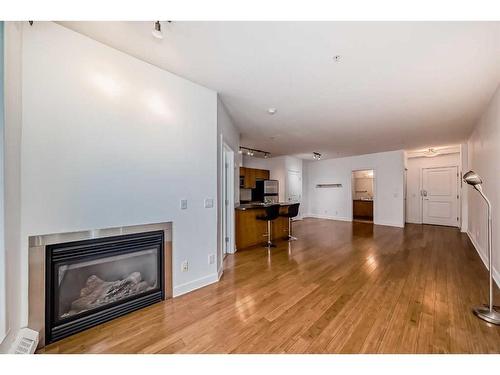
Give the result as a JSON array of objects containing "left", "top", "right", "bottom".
[
  {"left": 267, "top": 108, "right": 277, "bottom": 115},
  {"left": 333, "top": 55, "right": 342, "bottom": 62},
  {"left": 152, "top": 21, "right": 163, "bottom": 39}
]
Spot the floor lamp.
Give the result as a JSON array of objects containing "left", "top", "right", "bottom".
[{"left": 463, "top": 170, "right": 500, "bottom": 325}]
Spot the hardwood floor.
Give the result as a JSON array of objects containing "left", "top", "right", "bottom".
[{"left": 40, "top": 219, "right": 500, "bottom": 354}]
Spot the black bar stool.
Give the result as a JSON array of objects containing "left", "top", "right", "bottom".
[
  {"left": 280, "top": 203, "right": 300, "bottom": 241},
  {"left": 256, "top": 204, "right": 281, "bottom": 248}
]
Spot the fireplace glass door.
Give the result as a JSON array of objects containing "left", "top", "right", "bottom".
[{"left": 56, "top": 248, "right": 159, "bottom": 320}]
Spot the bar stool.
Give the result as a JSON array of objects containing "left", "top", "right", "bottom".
[
  {"left": 256, "top": 204, "right": 281, "bottom": 248},
  {"left": 280, "top": 203, "right": 300, "bottom": 241}
]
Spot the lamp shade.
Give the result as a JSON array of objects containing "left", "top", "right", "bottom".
[{"left": 463, "top": 170, "right": 482, "bottom": 186}]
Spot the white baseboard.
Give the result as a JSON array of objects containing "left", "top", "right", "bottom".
[
  {"left": 217, "top": 266, "right": 224, "bottom": 280},
  {"left": 405, "top": 219, "right": 422, "bottom": 224},
  {"left": 304, "top": 214, "right": 403, "bottom": 228},
  {"left": 467, "top": 231, "right": 500, "bottom": 288},
  {"left": 374, "top": 220, "right": 405, "bottom": 228},
  {"left": 173, "top": 272, "right": 219, "bottom": 297},
  {"left": 303, "top": 213, "right": 351, "bottom": 222}
]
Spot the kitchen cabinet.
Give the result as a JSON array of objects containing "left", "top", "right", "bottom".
[
  {"left": 235, "top": 204, "right": 290, "bottom": 249},
  {"left": 353, "top": 200, "right": 373, "bottom": 220},
  {"left": 240, "top": 167, "right": 269, "bottom": 189}
]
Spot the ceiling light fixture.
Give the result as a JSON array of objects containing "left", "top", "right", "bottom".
[
  {"left": 313, "top": 152, "right": 322, "bottom": 160},
  {"left": 423, "top": 148, "right": 439, "bottom": 157},
  {"left": 152, "top": 21, "right": 163, "bottom": 39},
  {"left": 240, "top": 147, "right": 271, "bottom": 159},
  {"left": 267, "top": 108, "right": 277, "bottom": 115}
]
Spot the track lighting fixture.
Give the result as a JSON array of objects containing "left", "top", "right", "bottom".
[
  {"left": 313, "top": 152, "right": 322, "bottom": 160},
  {"left": 239, "top": 147, "right": 270, "bottom": 159},
  {"left": 152, "top": 21, "right": 163, "bottom": 39}
]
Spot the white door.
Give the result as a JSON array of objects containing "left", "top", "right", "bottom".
[{"left": 422, "top": 166, "right": 459, "bottom": 227}]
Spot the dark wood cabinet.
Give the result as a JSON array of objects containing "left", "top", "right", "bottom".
[
  {"left": 240, "top": 167, "right": 269, "bottom": 189},
  {"left": 235, "top": 206, "right": 289, "bottom": 249},
  {"left": 353, "top": 200, "right": 373, "bottom": 220}
]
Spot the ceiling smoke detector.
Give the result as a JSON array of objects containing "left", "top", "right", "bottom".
[
  {"left": 267, "top": 108, "right": 277, "bottom": 115},
  {"left": 334, "top": 55, "right": 342, "bottom": 62}
]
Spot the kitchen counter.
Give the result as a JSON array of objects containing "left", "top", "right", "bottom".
[
  {"left": 235, "top": 202, "right": 298, "bottom": 249},
  {"left": 235, "top": 202, "right": 296, "bottom": 211}
]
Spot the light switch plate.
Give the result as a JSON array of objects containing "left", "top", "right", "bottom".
[
  {"left": 204, "top": 198, "right": 214, "bottom": 208},
  {"left": 180, "top": 199, "right": 188, "bottom": 210}
]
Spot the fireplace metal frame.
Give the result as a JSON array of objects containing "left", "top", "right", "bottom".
[
  {"left": 28, "top": 222, "right": 173, "bottom": 348},
  {"left": 45, "top": 231, "right": 165, "bottom": 344}
]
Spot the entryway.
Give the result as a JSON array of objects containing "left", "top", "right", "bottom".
[{"left": 351, "top": 169, "right": 375, "bottom": 223}]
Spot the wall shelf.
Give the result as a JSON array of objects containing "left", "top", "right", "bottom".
[{"left": 316, "top": 183, "right": 342, "bottom": 188}]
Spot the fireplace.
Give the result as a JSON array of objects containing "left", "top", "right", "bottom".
[{"left": 29, "top": 222, "right": 172, "bottom": 347}]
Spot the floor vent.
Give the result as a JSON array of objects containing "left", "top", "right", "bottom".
[{"left": 10, "top": 328, "right": 39, "bottom": 354}]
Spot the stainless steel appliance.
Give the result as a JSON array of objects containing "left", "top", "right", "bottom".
[{"left": 252, "top": 179, "right": 279, "bottom": 203}]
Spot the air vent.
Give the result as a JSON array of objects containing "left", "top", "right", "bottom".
[{"left": 10, "top": 328, "right": 39, "bottom": 354}]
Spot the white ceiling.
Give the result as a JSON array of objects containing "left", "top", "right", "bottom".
[{"left": 59, "top": 21, "right": 500, "bottom": 159}]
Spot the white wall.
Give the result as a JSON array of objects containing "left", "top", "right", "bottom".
[
  {"left": 0, "top": 21, "right": 23, "bottom": 352},
  {"left": 0, "top": 21, "right": 5, "bottom": 343},
  {"left": 466, "top": 84, "right": 500, "bottom": 286},
  {"left": 216, "top": 96, "right": 239, "bottom": 272},
  {"left": 13, "top": 21, "right": 220, "bottom": 337},
  {"left": 304, "top": 150, "right": 405, "bottom": 227},
  {"left": 406, "top": 152, "right": 461, "bottom": 224}
]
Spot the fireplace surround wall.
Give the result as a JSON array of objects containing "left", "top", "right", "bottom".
[{"left": 28, "top": 222, "right": 172, "bottom": 348}]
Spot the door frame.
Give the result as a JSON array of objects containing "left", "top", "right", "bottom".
[
  {"left": 286, "top": 169, "right": 302, "bottom": 219},
  {"left": 221, "top": 140, "right": 236, "bottom": 258},
  {"left": 420, "top": 165, "right": 460, "bottom": 227},
  {"left": 349, "top": 168, "right": 376, "bottom": 222}
]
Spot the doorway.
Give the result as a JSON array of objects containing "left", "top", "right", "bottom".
[
  {"left": 221, "top": 143, "right": 235, "bottom": 258},
  {"left": 421, "top": 166, "right": 459, "bottom": 227},
  {"left": 352, "top": 169, "right": 375, "bottom": 223}
]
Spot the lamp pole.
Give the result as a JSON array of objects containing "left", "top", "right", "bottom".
[{"left": 470, "top": 183, "right": 500, "bottom": 324}]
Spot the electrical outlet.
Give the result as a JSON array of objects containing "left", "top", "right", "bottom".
[
  {"left": 204, "top": 198, "right": 214, "bottom": 208},
  {"left": 181, "top": 260, "right": 188, "bottom": 272},
  {"left": 180, "top": 199, "right": 188, "bottom": 210},
  {"left": 208, "top": 254, "right": 215, "bottom": 264}
]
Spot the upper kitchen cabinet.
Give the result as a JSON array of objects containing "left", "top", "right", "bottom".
[{"left": 240, "top": 167, "right": 269, "bottom": 189}]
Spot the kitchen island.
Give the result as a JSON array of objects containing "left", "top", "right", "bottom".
[{"left": 235, "top": 202, "right": 295, "bottom": 250}]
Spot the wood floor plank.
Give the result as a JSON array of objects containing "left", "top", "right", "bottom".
[{"left": 39, "top": 219, "right": 500, "bottom": 354}]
